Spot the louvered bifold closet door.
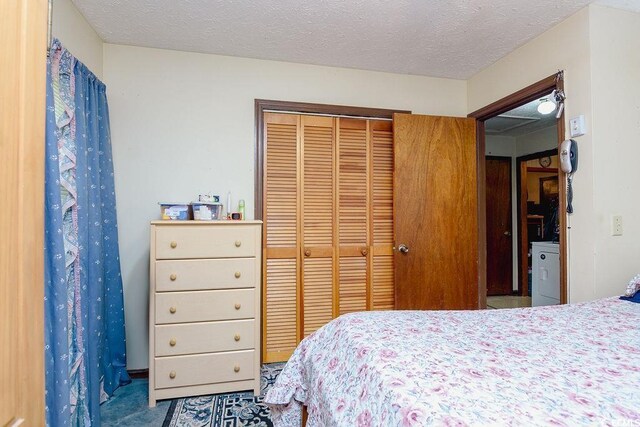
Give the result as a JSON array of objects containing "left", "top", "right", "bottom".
[
  {"left": 370, "top": 121, "right": 395, "bottom": 310},
  {"left": 263, "top": 113, "right": 395, "bottom": 363},
  {"left": 337, "top": 119, "right": 369, "bottom": 315},
  {"left": 263, "top": 113, "right": 299, "bottom": 362},
  {"left": 301, "top": 116, "right": 335, "bottom": 338}
]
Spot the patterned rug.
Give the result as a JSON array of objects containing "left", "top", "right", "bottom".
[{"left": 162, "top": 363, "right": 285, "bottom": 427}]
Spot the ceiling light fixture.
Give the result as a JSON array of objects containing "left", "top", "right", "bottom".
[{"left": 537, "top": 97, "right": 556, "bottom": 115}]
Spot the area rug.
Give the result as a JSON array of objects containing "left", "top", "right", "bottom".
[{"left": 162, "top": 363, "right": 285, "bottom": 427}]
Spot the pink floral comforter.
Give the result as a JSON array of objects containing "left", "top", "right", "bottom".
[{"left": 265, "top": 298, "right": 640, "bottom": 426}]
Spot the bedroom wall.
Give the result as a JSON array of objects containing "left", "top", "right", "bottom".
[
  {"left": 52, "top": 0, "right": 103, "bottom": 78},
  {"left": 468, "top": 7, "right": 596, "bottom": 304},
  {"left": 515, "top": 126, "right": 558, "bottom": 157},
  {"left": 102, "top": 44, "right": 468, "bottom": 369},
  {"left": 588, "top": 5, "right": 640, "bottom": 298}
]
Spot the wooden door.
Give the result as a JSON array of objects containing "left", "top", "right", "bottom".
[
  {"left": 337, "top": 119, "right": 369, "bottom": 314},
  {"left": 370, "top": 121, "right": 395, "bottom": 310},
  {"left": 0, "top": 0, "right": 46, "bottom": 424},
  {"left": 486, "top": 157, "right": 513, "bottom": 295},
  {"left": 301, "top": 116, "right": 335, "bottom": 338},
  {"left": 263, "top": 113, "right": 395, "bottom": 362},
  {"left": 263, "top": 113, "right": 299, "bottom": 362},
  {"left": 393, "top": 114, "right": 478, "bottom": 310}
]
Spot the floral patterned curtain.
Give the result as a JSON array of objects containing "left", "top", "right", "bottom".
[{"left": 45, "top": 39, "right": 129, "bottom": 426}]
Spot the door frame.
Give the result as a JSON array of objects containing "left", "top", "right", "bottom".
[
  {"left": 469, "top": 72, "right": 568, "bottom": 307},
  {"left": 485, "top": 155, "right": 514, "bottom": 296},
  {"left": 515, "top": 148, "right": 558, "bottom": 296}
]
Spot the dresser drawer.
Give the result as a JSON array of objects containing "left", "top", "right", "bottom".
[
  {"left": 155, "top": 225, "right": 257, "bottom": 259},
  {"left": 155, "top": 319, "right": 255, "bottom": 356},
  {"left": 155, "top": 258, "right": 256, "bottom": 292},
  {"left": 155, "top": 289, "right": 255, "bottom": 324},
  {"left": 155, "top": 350, "right": 255, "bottom": 389}
]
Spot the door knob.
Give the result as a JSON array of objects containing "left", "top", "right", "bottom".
[
  {"left": 504, "top": 231, "right": 512, "bottom": 237},
  {"left": 398, "top": 244, "right": 409, "bottom": 254}
]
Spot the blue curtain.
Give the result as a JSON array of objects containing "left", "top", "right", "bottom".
[{"left": 45, "top": 39, "right": 130, "bottom": 427}]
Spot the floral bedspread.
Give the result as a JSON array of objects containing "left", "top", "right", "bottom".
[{"left": 265, "top": 298, "right": 640, "bottom": 426}]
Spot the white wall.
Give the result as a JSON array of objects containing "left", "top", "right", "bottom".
[
  {"left": 52, "top": 0, "right": 103, "bottom": 78},
  {"left": 103, "top": 44, "right": 468, "bottom": 369},
  {"left": 486, "top": 135, "right": 516, "bottom": 157},
  {"left": 516, "top": 126, "right": 558, "bottom": 157},
  {"left": 589, "top": 5, "right": 640, "bottom": 298},
  {"left": 468, "top": 7, "right": 596, "bottom": 303}
]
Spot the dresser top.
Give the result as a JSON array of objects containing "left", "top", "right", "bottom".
[{"left": 151, "top": 220, "right": 263, "bottom": 226}]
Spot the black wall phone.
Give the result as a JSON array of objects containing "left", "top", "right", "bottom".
[{"left": 560, "top": 139, "right": 578, "bottom": 213}]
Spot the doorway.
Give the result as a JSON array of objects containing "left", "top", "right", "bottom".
[{"left": 470, "top": 72, "right": 568, "bottom": 309}]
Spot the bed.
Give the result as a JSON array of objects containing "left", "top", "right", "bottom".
[{"left": 265, "top": 297, "right": 640, "bottom": 426}]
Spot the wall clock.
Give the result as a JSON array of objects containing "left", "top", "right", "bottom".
[{"left": 539, "top": 156, "right": 552, "bottom": 168}]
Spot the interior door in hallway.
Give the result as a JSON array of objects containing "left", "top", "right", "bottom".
[
  {"left": 485, "top": 156, "right": 513, "bottom": 296},
  {"left": 393, "top": 114, "right": 478, "bottom": 310}
]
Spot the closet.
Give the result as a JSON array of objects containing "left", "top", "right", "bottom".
[{"left": 262, "top": 112, "right": 394, "bottom": 363}]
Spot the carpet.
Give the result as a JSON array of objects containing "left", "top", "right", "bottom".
[{"left": 162, "top": 363, "right": 285, "bottom": 427}]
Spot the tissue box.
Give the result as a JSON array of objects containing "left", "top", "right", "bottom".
[
  {"left": 159, "top": 203, "right": 192, "bottom": 220},
  {"left": 192, "top": 202, "right": 223, "bottom": 220}
]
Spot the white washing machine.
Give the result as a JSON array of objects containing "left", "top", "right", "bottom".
[{"left": 532, "top": 241, "right": 560, "bottom": 307}]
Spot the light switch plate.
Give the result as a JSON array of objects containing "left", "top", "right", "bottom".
[
  {"left": 612, "top": 215, "right": 623, "bottom": 236},
  {"left": 570, "top": 115, "right": 586, "bottom": 137}
]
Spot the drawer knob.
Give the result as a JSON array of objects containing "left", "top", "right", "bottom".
[
  {"left": 169, "top": 371, "right": 176, "bottom": 379},
  {"left": 169, "top": 338, "right": 176, "bottom": 347},
  {"left": 235, "top": 240, "right": 242, "bottom": 248},
  {"left": 234, "top": 365, "right": 240, "bottom": 373},
  {"left": 170, "top": 241, "right": 177, "bottom": 249},
  {"left": 234, "top": 271, "right": 241, "bottom": 279},
  {"left": 304, "top": 249, "right": 311, "bottom": 257},
  {"left": 234, "top": 303, "right": 241, "bottom": 310},
  {"left": 234, "top": 334, "right": 241, "bottom": 342},
  {"left": 169, "top": 306, "right": 177, "bottom": 314},
  {"left": 170, "top": 274, "right": 177, "bottom": 281}
]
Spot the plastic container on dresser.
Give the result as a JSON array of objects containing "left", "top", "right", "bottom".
[{"left": 148, "top": 220, "right": 262, "bottom": 407}]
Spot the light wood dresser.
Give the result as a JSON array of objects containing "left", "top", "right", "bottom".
[{"left": 148, "top": 220, "right": 262, "bottom": 407}]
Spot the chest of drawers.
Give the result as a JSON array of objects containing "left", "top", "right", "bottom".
[{"left": 148, "top": 221, "right": 262, "bottom": 406}]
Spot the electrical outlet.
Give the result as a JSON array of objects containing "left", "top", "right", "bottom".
[{"left": 612, "top": 215, "right": 623, "bottom": 236}]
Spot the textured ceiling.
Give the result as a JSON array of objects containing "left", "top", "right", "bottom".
[
  {"left": 71, "top": 0, "right": 603, "bottom": 79},
  {"left": 485, "top": 95, "right": 559, "bottom": 137},
  {"left": 595, "top": 0, "right": 640, "bottom": 13}
]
